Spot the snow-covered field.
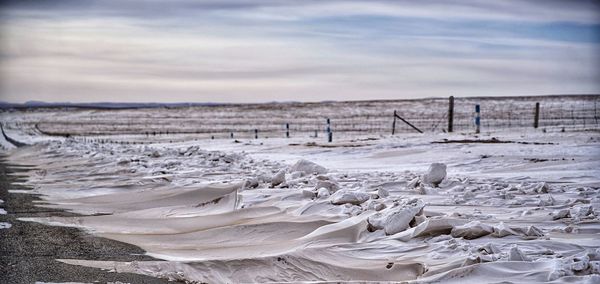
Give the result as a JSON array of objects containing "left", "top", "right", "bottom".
[
  {"left": 2, "top": 95, "right": 598, "bottom": 143},
  {"left": 1, "top": 96, "right": 600, "bottom": 283}
]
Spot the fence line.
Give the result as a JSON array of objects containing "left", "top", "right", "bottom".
[{"left": 3, "top": 96, "right": 599, "bottom": 142}]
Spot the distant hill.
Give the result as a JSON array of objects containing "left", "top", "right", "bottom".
[{"left": 0, "top": 101, "right": 227, "bottom": 110}]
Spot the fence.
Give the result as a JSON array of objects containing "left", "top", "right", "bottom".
[{"left": 2, "top": 95, "right": 599, "bottom": 143}]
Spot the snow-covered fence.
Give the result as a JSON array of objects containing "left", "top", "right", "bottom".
[{"left": 6, "top": 95, "right": 599, "bottom": 142}]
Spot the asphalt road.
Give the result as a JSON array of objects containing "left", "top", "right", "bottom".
[{"left": 0, "top": 154, "right": 181, "bottom": 284}]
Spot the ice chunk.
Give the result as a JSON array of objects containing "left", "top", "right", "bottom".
[
  {"left": 330, "top": 190, "right": 370, "bottom": 205},
  {"left": 302, "top": 189, "right": 316, "bottom": 199},
  {"left": 451, "top": 221, "right": 494, "bottom": 239},
  {"left": 316, "top": 188, "right": 330, "bottom": 199},
  {"left": 244, "top": 177, "right": 259, "bottom": 189},
  {"left": 393, "top": 218, "right": 468, "bottom": 241},
  {"left": 365, "top": 200, "right": 386, "bottom": 211},
  {"left": 422, "top": 163, "right": 446, "bottom": 186},
  {"left": 368, "top": 199, "right": 425, "bottom": 235},
  {"left": 551, "top": 209, "right": 570, "bottom": 220},
  {"left": 270, "top": 170, "right": 286, "bottom": 187},
  {"left": 407, "top": 177, "right": 420, "bottom": 189},
  {"left": 491, "top": 222, "right": 518, "bottom": 237},
  {"left": 520, "top": 225, "right": 544, "bottom": 237},
  {"left": 377, "top": 188, "right": 389, "bottom": 198},
  {"left": 341, "top": 204, "right": 363, "bottom": 216},
  {"left": 315, "top": 180, "right": 339, "bottom": 194},
  {"left": 571, "top": 254, "right": 590, "bottom": 271},
  {"left": 508, "top": 245, "right": 530, "bottom": 261},
  {"left": 116, "top": 158, "right": 130, "bottom": 166},
  {"left": 478, "top": 242, "right": 501, "bottom": 255},
  {"left": 538, "top": 195, "right": 555, "bottom": 206},
  {"left": 289, "top": 171, "right": 303, "bottom": 180},
  {"left": 491, "top": 223, "right": 543, "bottom": 238},
  {"left": 571, "top": 205, "right": 593, "bottom": 221},
  {"left": 290, "top": 159, "right": 327, "bottom": 176},
  {"left": 534, "top": 182, "right": 549, "bottom": 193},
  {"left": 548, "top": 252, "right": 595, "bottom": 281}
]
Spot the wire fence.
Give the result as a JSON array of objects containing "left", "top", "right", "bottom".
[{"left": 2, "top": 95, "right": 599, "bottom": 142}]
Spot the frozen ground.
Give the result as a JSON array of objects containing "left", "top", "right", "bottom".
[{"left": 1, "top": 97, "right": 600, "bottom": 283}]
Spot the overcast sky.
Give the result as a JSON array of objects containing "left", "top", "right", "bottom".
[{"left": 1, "top": 0, "right": 599, "bottom": 103}]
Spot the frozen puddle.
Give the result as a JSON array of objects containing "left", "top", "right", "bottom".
[{"left": 6, "top": 132, "right": 600, "bottom": 283}]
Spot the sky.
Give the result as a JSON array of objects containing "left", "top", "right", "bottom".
[{"left": 0, "top": 0, "right": 599, "bottom": 103}]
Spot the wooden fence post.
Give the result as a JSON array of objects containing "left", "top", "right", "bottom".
[
  {"left": 326, "top": 118, "right": 332, "bottom": 143},
  {"left": 475, "top": 104, "right": 480, "bottom": 134},
  {"left": 392, "top": 110, "right": 397, "bottom": 135},
  {"left": 534, "top": 102, "right": 540, "bottom": 129},
  {"left": 448, "top": 96, "right": 454, "bottom": 132},
  {"left": 594, "top": 101, "right": 598, "bottom": 126}
]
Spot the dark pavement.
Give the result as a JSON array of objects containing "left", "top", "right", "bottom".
[{"left": 0, "top": 154, "right": 181, "bottom": 284}]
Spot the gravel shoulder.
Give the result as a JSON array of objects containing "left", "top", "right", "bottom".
[{"left": 0, "top": 153, "right": 178, "bottom": 284}]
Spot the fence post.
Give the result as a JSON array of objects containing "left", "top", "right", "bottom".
[
  {"left": 255, "top": 129, "right": 258, "bottom": 139},
  {"left": 392, "top": 110, "right": 397, "bottom": 135},
  {"left": 534, "top": 102, "right": 540, "bottom": 129},
  {"left": 448, "top": 96, "right": 454, "bottom": 132},
  {"left": 326, "top": 118, "right": 332, "bottom": 143},
  {"left": 286, "top": 123, "right": 290, "bottom": 138},
  {"left": 594, "top": 101, "right": 598, "bottom": 126},
  {"left": 475, "top": 104, "right": 481, "bottom": 134}
]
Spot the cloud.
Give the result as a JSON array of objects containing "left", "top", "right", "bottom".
[
  {"left": 2, "top": 0, "right": 599, "bottom": 23},
  {"left": 0, "top": 0, "right": 599, "bottom": 103}
]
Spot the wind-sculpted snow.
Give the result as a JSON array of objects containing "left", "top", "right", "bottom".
[{"left": 4, "top": 122, "right": 600, "bottom": 283}]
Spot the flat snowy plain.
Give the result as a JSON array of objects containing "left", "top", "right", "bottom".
[{"left": 1, "top": 96, "right": 599, "bottom": 283}]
